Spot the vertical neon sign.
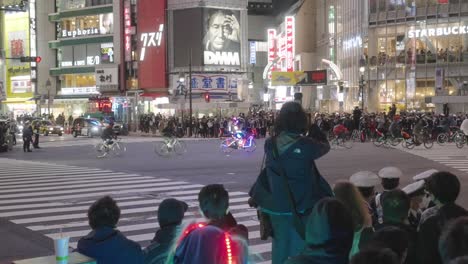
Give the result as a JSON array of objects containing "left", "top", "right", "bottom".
[
  {"left": 267, "top": 29, "right": 276, "bottom": 79},
  {"left": 124, "top": 0, "right": 132, "bottom": 62},
  {"left": 285, "top": 16, "right": 295, "bottom": 72}
]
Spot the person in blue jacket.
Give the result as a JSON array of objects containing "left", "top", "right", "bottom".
[
  {"left": 77, "top": 196, "right": 144, "bottom": 264},
  {"left": 249, "top": 101, "right": 333, "bottom": 264}
]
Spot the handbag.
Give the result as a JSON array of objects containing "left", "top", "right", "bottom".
[
  {"left": 248, "top": 154, "right": 274, "bottom": 240},
  {"left": 272, "top": 136, "right": 333, "bottom": 240}
]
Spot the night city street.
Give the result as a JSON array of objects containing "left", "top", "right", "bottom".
[{"left": 0, "top": 135, "right": 467, "bottom": 263}]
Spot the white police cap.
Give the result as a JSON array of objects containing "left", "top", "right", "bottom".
[
  {"left": 402, "top": 180, "right": 425, "bottom": 196},
  {"left": 378, "top": 167, "right": 403, "bottom": 179},
  {"left": 413, "top": 169, "right": 438, "bottom": 181},
  {"left": 350, "top": 171, "right": 380, "bottom": 187}
]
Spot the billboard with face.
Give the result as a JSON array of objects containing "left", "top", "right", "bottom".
[
  {"left": 137, "top": 0, "right": 167, "bottom": 89},
  {"left": 203, "top": 9, "right": 241, "bottom": 66}
]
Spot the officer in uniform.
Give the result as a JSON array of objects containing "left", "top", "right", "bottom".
[
  {"left": 371, "top": 166, "right": 403, "bottom": 227},
  {"left": 411, "top": 169, "right": 439, "bottom": 228},
  {"left": 402, "top": 180, "right": 425, "bottom": 228},
  {"left": 350, "top": 171, "right": 380, "bottom": 217}
]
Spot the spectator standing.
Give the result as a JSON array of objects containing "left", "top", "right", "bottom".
[
  {"left": 249, "top": 102, "right": 333, "bottom": 264},
  {"left": 284, "top": 198, "right": 354, "bottom": 264},
  {"left": 417, "top": 172, "right": 468, "bottom": 264},
  {"left": 351, "top": 247, "right": 399, "bottom": 264},
  {"left": 333, "top": 181, "right": 374, "bottom": 257},
  {"left": 439, "top": 217, "right": 468, "bottom": 264},
  {"left": 365, "top": 226, "right": 409, "bottom": 264},
  {"left": 77, "top": 196, "right": 144, "bottom": 264},
  {"left": 144, "top": 199, "right": 188, "bottom": 264}
]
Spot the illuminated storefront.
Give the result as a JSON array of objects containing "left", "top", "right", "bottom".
[
  {"left": 1, "top": 11, "right": 36, "bottom": 116},
  {"left": 368, "top": 0, "right": 468, "bottom": 112}
]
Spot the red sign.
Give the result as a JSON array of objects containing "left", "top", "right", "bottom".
[
  {"left": 285, "top": 16, "right": 295, "bottom": 72},
  {"left": 308, "top": 70, "right": 328, "bottom": 86},
  {"left": 124, "top": 0, "right": 132, "bottom": 62},
  {"left": 137, "top": 0, "right": 167, "bottom": 90}
]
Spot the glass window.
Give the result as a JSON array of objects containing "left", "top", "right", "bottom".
[
  {"left": 59, "top": 13, "right": 113, "bottom": 38},
  {"left": 370, "top": 0, "right": 377, "bottom": 13},
  {"left": 60, "top": 46, "right": 73, "bottom": 67},
  {"left": 62, "top": 74, "right": 96, "bottom": 88},
  {"left": 416, "top": 0, "right": 426, "bottom": 7},
  {"left": 59, "top": 0, "right": 112, "bottom": 11},
  {"left": 395, "top": 79, "right": 406, "bottom": 105},
  {"left": 378, "top": 37, "right": 387, "bottom": 65},
  {"left": 379, "top": 0, "right": 387, "bottom": 11}
]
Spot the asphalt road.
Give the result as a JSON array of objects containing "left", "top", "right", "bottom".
[{"left": 3, "top": 134, "right": 468, "bottom": 207}]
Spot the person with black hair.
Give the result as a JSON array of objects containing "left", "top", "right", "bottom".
[
  {"left": 377, "top": 189, "right": 416, "bottom": 264},
  {"left": 174, "top": 184, "right": 249, "bottom": 264},
  {"left": 449, "top": 257, "right": 468, "bottom": 264},
  {"left": 366, "top": 226, "right": 409, "bottom": 263},
  {"left": 417, "top": 172, "right": 467, "bottom": 264},
  {"left": 144, "top": 199, "right": 188, "bottom": 264},
  {"left": 439, "top": 216, "right": 468, "bottom": 264},
  {"left": 350, "top": 247, "right": 399, "bottom": 264},
  {"left": 285, "top": 198, "right": 354, "bottom": 264},
  {"left": 77, "top": 196, "right": 144, "bottom": 264},
  {"left": 249, "top": 102, "right": 332, "bottom": 264},
  {"left": 371, "top": 167, "right": 402, "bottom": 226}
]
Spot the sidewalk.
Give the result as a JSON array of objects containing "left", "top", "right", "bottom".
[{"left": 0, "top": 218, "right": 54, "bottom": 264}]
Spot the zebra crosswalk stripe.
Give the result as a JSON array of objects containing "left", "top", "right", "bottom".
[
  {"left": 396, "top": 144, "right": 468, "bottom": 175},
  {"left": 0, "top": 158, "right": 272, "bottom": 263}
]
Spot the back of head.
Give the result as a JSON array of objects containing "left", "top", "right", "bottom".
[
  {"left": 275, "top": 101, "right": 308, "bottom": 134},
  {"left": 351, "top": 247, "right": 399, "bottom": 264},
  {"left": 381, "top": 189, "right": 410, "bottom": 224},
  {"left": 449, "top": 257, "right": 468, "bottom": 264},
  {"left": 369, "top": 226, "right": 409, "bottom": 263},
  {"left": 439, "top": 216, "right": 468, "bottom": 263},
  {"left": 333, "top": 181, "right": 371, "bottom": 230},
  {"left": 88, "top": 196, "right": 120, "bottom": 229},
  {"left": 306, "top": 198, "right": 354, "bottom": 253},
  {"left": 198, "top": 184, "right": 229, "bottom": 220},
  {"left": 426, "top": 171, "right": 460, "bottom": 204}
]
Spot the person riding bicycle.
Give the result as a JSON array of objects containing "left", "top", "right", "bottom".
[
  {"left": 101, "top": 122, "right": 116, "bottom": 150},
  {"left": 388, "top": 116, "right": 401, "bottom": 139},
  {"left": 333, "top": 120, "right": 349, "bottom": 139},
  {"left": 413, "top": 115, "right": 428, "bottom": 145}
]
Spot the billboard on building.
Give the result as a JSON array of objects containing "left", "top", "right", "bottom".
[
  {"left": 137, "top": 0, "right": 167, "bottom": 89},
  {"left": 173, "top": 8, "right": 204, "bottom": 67},
  {"left": 203, "top": 8, "right": 241, "bottom": 66}
]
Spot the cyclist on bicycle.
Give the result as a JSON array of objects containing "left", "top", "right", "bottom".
[
  {"left": 101, "top": 122, "right": 116, "bottom": 150},
  {"left": 413, "top": 115, "right": 428, "bottom": 145},
  {"left": 333, "top": 119, "right": 349, "bottom": 139}
]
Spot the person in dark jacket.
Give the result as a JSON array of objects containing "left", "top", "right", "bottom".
[
  {"left": 144, "top": 198, "right": 188, "bottom": 264},
  {"left": 365, "top": 226, "right": 409, "bottom": 264},
  {"left": 77, "top": 196, "right": 144, "bottom": 264},
  {"left": 285, "top": 198, "right": 354, "bottom": 264},
  {"left": 377, "top": 189, "right": 417, "bottom": 264},
  {"left": 32, "top": 121, "right": 40, "bottom": 148},
  {"left": 22, "top": 122, "right": 33, "bottom": 152},
  {"left": 350, "top": 247, "right": 399, "bottom": 264},
  {"left": 249, "top": 102, "right": 332, "bottom": 264},
  {"left": 439, "top": 216, "right": 468, "bottom": 264},
  {"left": 417, "top": 172, "right": 467, "bottom": 264}
]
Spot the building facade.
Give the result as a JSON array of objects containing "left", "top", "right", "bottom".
[{"left": 368, "top": 0, "right": 468, "bottom": 113}]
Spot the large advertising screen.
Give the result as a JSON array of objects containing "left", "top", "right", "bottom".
[
  {"left": 137, "top": 0, "right": 167, "bottom": 89},
  {"left": 203, "top": 9, "right": 241, "bottom": 66},
  {"left": 173, "top": 8, "right": 203, "bottom": 67}
]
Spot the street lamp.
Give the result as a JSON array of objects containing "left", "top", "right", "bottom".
[{"left": 359, "top": 67, "right": 366, "bottom": 111}]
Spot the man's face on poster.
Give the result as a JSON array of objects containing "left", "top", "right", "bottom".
[{"left": 207, "top": 12, "right": 228, "bottom": 51}]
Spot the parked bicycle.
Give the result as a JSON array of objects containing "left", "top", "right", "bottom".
[
  {"left": 155, "top": 137, "right": 187, "bottom": 157},
  {"left": 95, "top": 138, "right": 127, "bottom": 158}
]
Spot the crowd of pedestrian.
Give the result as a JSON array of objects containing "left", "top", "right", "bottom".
[{"left": 69, "top": 102, "right": 468, "bottom": 264}]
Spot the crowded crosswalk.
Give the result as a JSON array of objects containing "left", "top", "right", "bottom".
[{"left": 0, "top": 158, "right": 272, "bottom": 263}]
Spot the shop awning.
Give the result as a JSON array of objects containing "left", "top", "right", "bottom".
[{"left": 2, "top": 98, "right": 35, "bottom": 104}]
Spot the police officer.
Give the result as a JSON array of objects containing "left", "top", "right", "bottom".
[
  {"left": 350, "top": 171, "right": 380, "bottom": 217},
  {"left": 402, "top": 180, "right": 425, "bottom": 228},
  {"left": 22, "top": 122, "right": 33, "bottom": 152},
  {"left": 32, "top": 121, "right": 40, "bottom": 149},
  {"left": 371, "top": 166, "right": 403, "bottom": 226}
]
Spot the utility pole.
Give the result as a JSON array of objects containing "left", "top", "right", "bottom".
[
  {"left": 359, "top": 67, "right": 365, "bottom": 111},
  {"left": 188, "top": 49, "right": 193, "bottom": 137}
]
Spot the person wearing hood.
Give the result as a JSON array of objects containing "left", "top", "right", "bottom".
[
  {"left": 76, "top": 196, "right": 144, "bottom": 264},
  {"left": 285, "top": 198, "right": 354, "bottom": 264},
  {"left": 144, "top": 199, "right": 188, "bottom": 264},
  {"left": 249, "top": 101, "right": 332, "bottom": 264},
  {"left": 417, "top": 172, "right": 467, "bottom": 264}
]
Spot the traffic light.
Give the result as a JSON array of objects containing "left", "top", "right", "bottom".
[
  {"left": 20, "top": 56, "right": 41, "bottom": 63},
  {"left": 204, "top": 93, "right": 210, "bottom": 103}
]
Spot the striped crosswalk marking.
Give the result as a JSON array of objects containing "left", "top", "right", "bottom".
[
  {"left": 397, "top": 144, "right": 468, "bottom": 174},
  {"left": 0, "top": 158, "right": 272, "bottom": 263}
]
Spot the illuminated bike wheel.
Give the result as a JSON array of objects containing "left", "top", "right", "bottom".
[
  {"left": 174, "top": 141, "right": 187, "bottom": 155},
  {"left": 155, "top": 142, "right": 171, "bottom": 157},
  {"left": 220, "top": 139, "right": 234, "bottom": 154},
  {"left": 424, "top": 138, "right": 434, "bottom": 149}
]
